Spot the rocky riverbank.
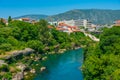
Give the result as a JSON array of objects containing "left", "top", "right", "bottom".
[
  {"left": 0, "top": 46, "right": 81, "bottom": 80},
  {"left": 0, "top": 48, "right": 35, "bottom": 80}
]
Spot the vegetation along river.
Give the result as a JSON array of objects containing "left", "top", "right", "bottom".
[{"left": 33, "top": 48, "right": 83, "bottom": 80}]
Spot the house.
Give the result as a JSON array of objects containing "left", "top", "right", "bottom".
[
  {"left": 114, "top": 20, "right": 120, "bottom": 26},
  {"left": 0, "top": 18, "right": 8, "bottom": 25},
  {"left": 19, "top": 18, "right": 30, "bottom": 22},
  {"left": 48, "top": 21, "right": 58, "bottom": 26},
  {"left": 56, "top": 22, "right": 80, "bottom": 33},
  {"left": 48, "top": 25, "right": 54, "bottom": 29},
  {"left": 59, "top": 19, "right": 96, "bottom": 29}
]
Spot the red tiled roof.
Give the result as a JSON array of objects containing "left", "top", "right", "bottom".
[
  {"left": 58, "top": 22, "right": 78, "bottom": 29},
  {"left": 48, "top": 25, "right": 53, "bottom": 29},
  {"left": 68, "top": 26, "right": 77, "bottom": 29},
  {"left": 116, "top": 20, "right": 120, "bottom": 23},
  {"left": 56, "top": 28, "right": 67, "bottom": 30},
  {"left": 114, "top": 20, "right": 120, "bottom": 26},
  {"left": 22, "top": 18, "right": 30, "bottom": 21},
  {"left": 73, "top": 30, "right": 81, "bottom": 32}
]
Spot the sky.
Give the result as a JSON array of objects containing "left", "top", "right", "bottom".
[{"left": 0, "top": 0, "right": 120, "bottom": 18}]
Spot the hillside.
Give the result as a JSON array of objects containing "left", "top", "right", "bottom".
[
  {"left": 47, "top": 9, "right": 120, "bottom": 24},
  {"left": 14, "top": 14, "right": 48, "bottom": 20},
  {"left": 14, "top": 9, "right": 120, "bottom": 24}
]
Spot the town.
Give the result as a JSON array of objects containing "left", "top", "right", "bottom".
[{"left": 1, "top": 17, "right": 120, "bottom": 34}]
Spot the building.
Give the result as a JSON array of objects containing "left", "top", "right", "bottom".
[
  {"left": 74, "top": 19, "right": 94, "bottom": 29},
  {"left": 58, "top": 19, "right": 94, "bottom": 28},
  {"left": 114, "top": 20, "right": 120, "bottom": 26},
  {"left": 19, "top": 18, "right": 30, "bottom": 22},
  {"left": 56, "top": 22, "right": 80, "bottom": 33},
  {"left": 58, "top": 19, "right": 96, "bottom": 32},
  {"left": 59, "top": 20, "right": 75, "bottom": 26},
  {"left": 0, "top": 18, "right": 8, "bottom": 25},
  {"left": 48, "top": 21, "right": 58, "bottom": 26}
]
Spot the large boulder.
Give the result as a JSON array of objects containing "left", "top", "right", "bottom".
[
  {"left": 12, "top": 72, "right": 24, "bottom": 80},
  {"left": 0, "top": 60, "right": 7, "bottom": 67}
]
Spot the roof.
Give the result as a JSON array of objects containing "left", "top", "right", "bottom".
[
  {"left": 22, "top": 18, "right": 30, "bottom": 21},
  {"left": 56, "top": 27, "right": 67, "bottom": 30},
  {"left": 115, "top": 20, "right": 120, "bottom": 23},
  {"left": 48, "top": 25, "right": 53, "bottom": 29}
]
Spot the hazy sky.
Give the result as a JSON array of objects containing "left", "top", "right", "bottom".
[{"left": 0, "top": 0, "right": 120, "bottom": 18}]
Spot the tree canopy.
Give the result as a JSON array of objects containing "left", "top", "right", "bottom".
[{"left": 83, "top": 26, "right": 120, "bottom": 80}]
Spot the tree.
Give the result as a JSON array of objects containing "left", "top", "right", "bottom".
[
  {"left": 0, "top": 18, "right": 5, "bottom": 27},
  {"left": 83, "top": 26, "right": 120, "bottom": 80},
  {"left": 8, "top": 16, "right": 12, "bottom": 23}
]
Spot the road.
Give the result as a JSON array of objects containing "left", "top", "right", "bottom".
[{"left": 80, "top": 29, "right": 100, "bottom": 42}]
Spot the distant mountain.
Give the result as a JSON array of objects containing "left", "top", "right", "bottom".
[
  {"left": 47, "top": 9, "right": 120, "bottom": 24},
  {"left": 14, "top": 9, "right": 120, "bottom": 24},
  {"left": 14, "top": 14, "right": 48, "bottom": 20}
]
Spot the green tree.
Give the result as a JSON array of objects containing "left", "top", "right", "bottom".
[
  {"left": 83, "top": 26, "right": 120, "bottom": 80},
  {"left": 0, "top": 18, "right": 5, "bottom": 27},
  {"left": 8, "top": 16, "right": 12, "bottom": 23}
]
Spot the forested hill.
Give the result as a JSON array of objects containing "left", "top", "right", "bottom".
[{"left": 47, "top": 9, "right": 120, "bottom": 24}]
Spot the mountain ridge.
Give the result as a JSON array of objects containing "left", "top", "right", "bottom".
[
  {"left": 14, "top": 14, "right": 48, "bottom": 20},
  {"left": 14, "top": 9, "right": 120, "bottom": 24}
]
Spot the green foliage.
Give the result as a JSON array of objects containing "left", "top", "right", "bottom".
[
  {"left": 0, "top": 19, "right": 89, "bottom": 54},
  {"left": 0, "top": 19, "right": 92, "bottom": 79},
  {"left": 0, "top": 43, "right": 12, "bottom": 51},
  {"left": 0, "top": 18, "right": 6, "bottom": 27},
  {"left": 26, "top": 40, "right": 44, "bottom": 53},
  {"left": 83, "top": 26, "right": 120, "bottom": 80},
  {"left": 0, "top": 65, "right": 9, "bottom": 72},
  {"left": 8, "top": 16, "right": 12, "bottom": 23},
  {"left": 100, "top": 27, "right": 120, "bottom": 54},
  {"left": 2, "top": 72, "right": 12, "bottom": 80}
]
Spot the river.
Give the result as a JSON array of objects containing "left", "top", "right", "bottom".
[{"left": 34, "top": 48, "right": 83, "bottom": 80}]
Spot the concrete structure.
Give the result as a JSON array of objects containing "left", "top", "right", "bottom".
[{"left": 80, "top": 29, "right": 100, "bottom": 42}]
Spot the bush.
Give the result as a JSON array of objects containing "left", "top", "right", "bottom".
[
  {"left": 0, "top": 65, "right": 9, "bottom": 72},
  {"left": 0, "top": 43, "right": 12, "bottom": 51}
]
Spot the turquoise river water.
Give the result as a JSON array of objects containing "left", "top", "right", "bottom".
[{"left": 34, "top": 48, "right": 83, "bottom": 80}]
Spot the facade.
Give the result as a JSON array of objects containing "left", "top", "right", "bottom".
[
  {"left": 49, "top": 21, "right": 58, "bottom": 26},
  {"left": 58, "top": 19, "right": 96, "bottom": 32},
  {"left": 59, "top": 20, "right": 75, "bottom": 26},
  {"left": 58, "top": 19, "right": 94, "bottom": 29},
  {"left": 74, "top": 19, "right": 93, "bottom": 29}
]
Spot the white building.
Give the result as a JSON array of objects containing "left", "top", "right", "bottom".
[
  {"left": 58, "top": 19, "right": 95, "bottom": 29},
  {"left": 49, "top": 21, "right": 58, "bottom": 26},
  {"left": 50, "top": 19, "right": 96, "bottom": 32},
  {"left": 59, "top": 20, "right": 75, "bottom": 26}
]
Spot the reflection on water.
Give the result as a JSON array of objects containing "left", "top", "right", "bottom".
[{"left": 34, "top": 49, "right": 83, "bottom": 80}]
